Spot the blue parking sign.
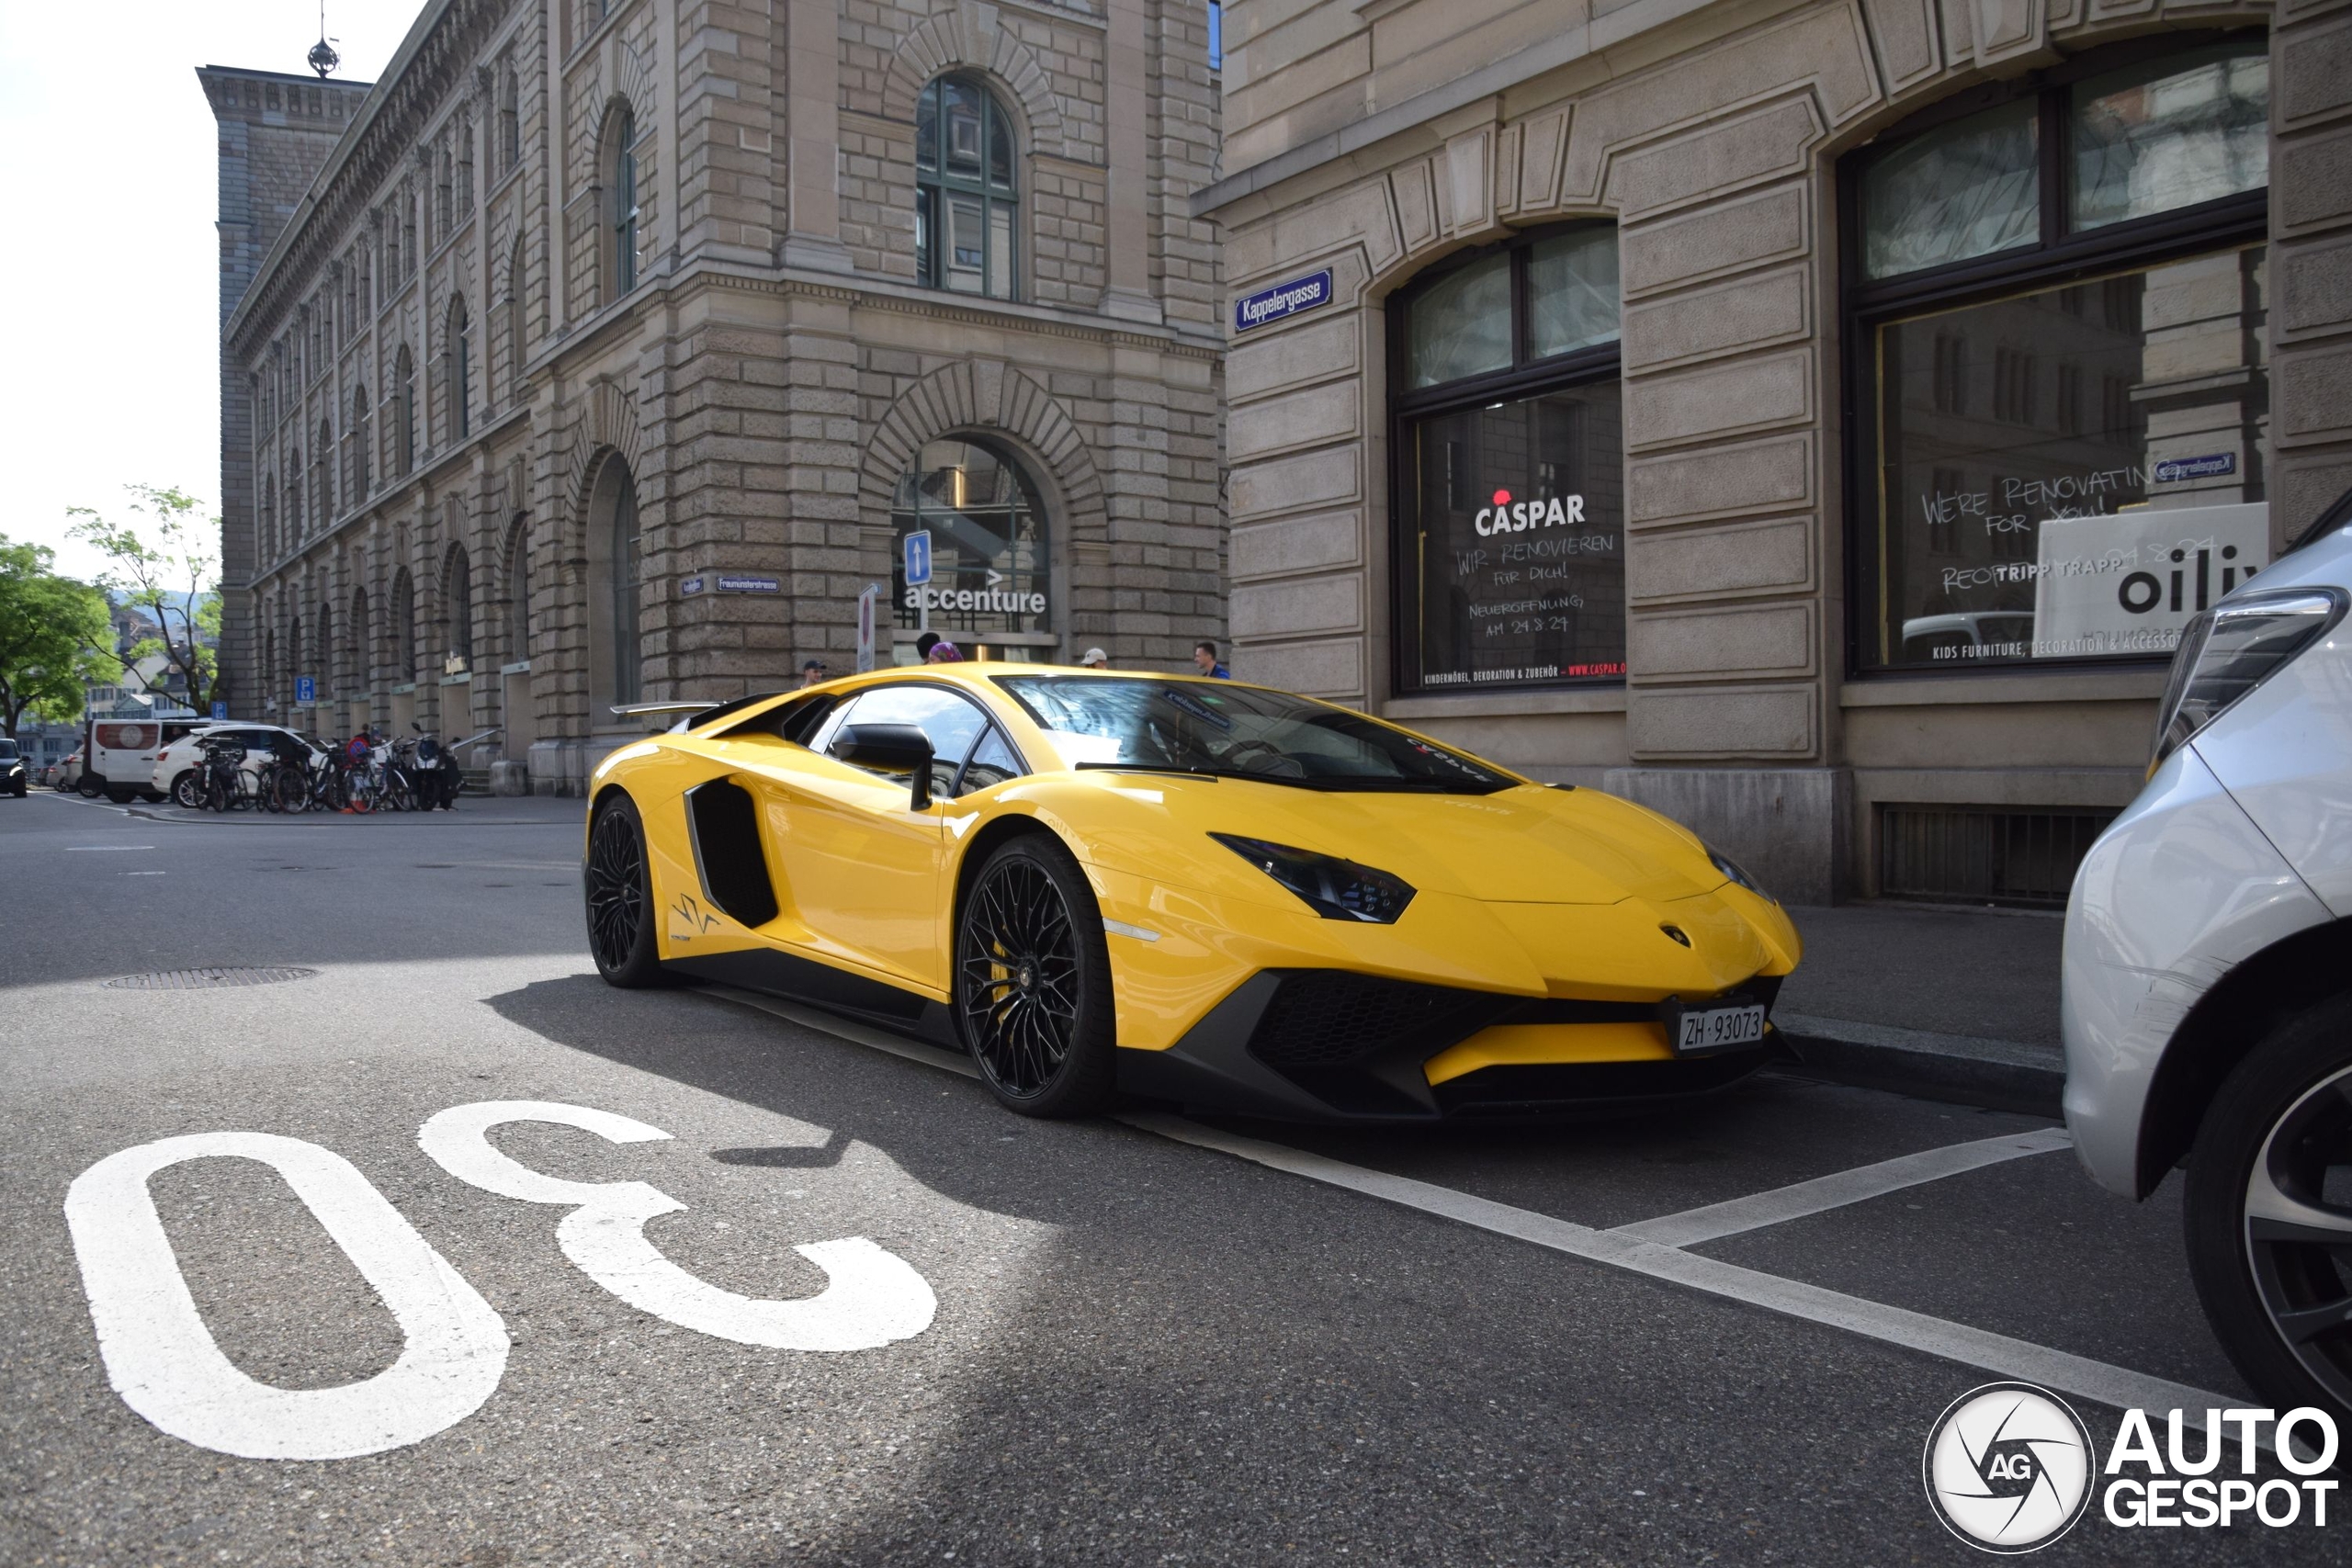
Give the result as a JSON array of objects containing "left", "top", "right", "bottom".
[
  {"left": 295, "top": 676, "right": 316, "bottom": 705},
  {"left": 210, "top": 700, "right": 228, "bottom": 721},
  {"left": 902, "top": 529, "right": 933, "bottom": 587}
]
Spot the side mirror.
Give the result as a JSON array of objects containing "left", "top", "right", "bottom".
[{"left": 831, "top": 723, "right": 936, "bottom": 810}]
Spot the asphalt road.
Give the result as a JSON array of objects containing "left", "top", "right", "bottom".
[{"left": 0, "top": 789, "right": 2335, "bottom": 1565}]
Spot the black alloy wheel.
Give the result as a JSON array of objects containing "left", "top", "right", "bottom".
[
  {"left": 2187, "top": 993, "right": 2352, "bottom": 1427},
  {"left": 585, "top": 795, "right": 663, "bottom": 987},
  {"left": 955, "top": 835, "right": 1115, "bottom": 1117}
]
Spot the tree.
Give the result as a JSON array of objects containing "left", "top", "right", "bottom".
[
  {"left": 68, "top": 485, "right": 226, "bottom": 715},
  {"left": 0, "top": 536, "right": 110, "bottom": 738}
]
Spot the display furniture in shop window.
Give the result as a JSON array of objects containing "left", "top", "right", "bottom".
[
  {"left": 1843, "top": 33, "right": 2271, "bottom": 675},
  {"left": 1388, "top": 223, "right": 1625, "bottom": 694}
]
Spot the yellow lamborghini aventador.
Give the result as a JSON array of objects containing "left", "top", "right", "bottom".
[{"left": 583, "top": 665, "right": 1802, "bottom": 1120}]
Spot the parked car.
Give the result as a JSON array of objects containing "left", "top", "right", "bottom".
[
  {"left": 78, "top": 718, "right": 195, "bottom": 803},
  {"left": 153, "top": 724, "right": 324, "bottom": 809},
  {"left": 581, "top": 669, "right": 1797, "bottom": 1122},
  {"left": 2062, "top": 490, "right": 2352, "bottom": 1427},
  {"left": 1, "top": 739, "right": 26, "bottom": 797},
  {"left": 50, "top": 750, "right": 81, "bottom": 791}
]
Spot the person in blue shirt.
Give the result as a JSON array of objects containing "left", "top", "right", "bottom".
[{"left": 1193, "top": 640, "right": 1231, "bottom": 679}]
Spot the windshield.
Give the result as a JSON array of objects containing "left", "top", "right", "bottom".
[
  {"left": 995, "top": 675, "right": 1515, "bottom": 793},
  {"left": 0, "top": 741, "right": 17, "bottom": 760}
]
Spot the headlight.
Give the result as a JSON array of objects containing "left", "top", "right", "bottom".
[
  {"left": 1210, "top": 833, "right": 1417, "bottom": 923},
  {"left": 2151, "top": 588, "right": 2346, "bottom": 770},
  {"left": 1708, "top": 846, "right": 1769, "bottom": 902}
]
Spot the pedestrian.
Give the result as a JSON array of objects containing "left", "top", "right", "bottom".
[
  {"left": 1193, "top": 639, "right": 1231, "bottom": 679},
  {"left": 925, "top": 637, "right": 964, "bottom": 663},
  {"left": 1080, "top": 647, "right": 1109, "bottom": 670},
  {"left": 798, "top": 658, "right": 829, "bottom": 688}
]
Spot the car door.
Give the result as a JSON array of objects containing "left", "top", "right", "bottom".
[{"left": 745, "top": 684, "right": 991, "bottom": 992}]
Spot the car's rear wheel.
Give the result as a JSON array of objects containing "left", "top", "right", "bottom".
[
  {"left": 2185, "top": 991, "right": 2352, "bottom": 1428},
  {"left": 171, "top": 771, "right": 202, "bottom": 810},
  {"left": 586, "top": 795, "right": 664, "bottom": 987},
  {"left": 955, "top": 834, "right": 1115, "bottom": 1117}
]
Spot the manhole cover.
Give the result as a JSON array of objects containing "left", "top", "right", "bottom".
[{"left": 104, "top": 966, "right": 320, "bottom": 991}]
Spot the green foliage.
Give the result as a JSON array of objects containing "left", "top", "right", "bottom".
[
  {"left": 0, "top": 536, "right": 110, "bottom": 736},
  {"left": 67, "top": 484, "right": 226, "bottom": 713}
]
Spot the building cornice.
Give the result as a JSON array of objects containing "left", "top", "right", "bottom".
[{"left": 225, "top": 0, "right": 509, "bottom": 355}]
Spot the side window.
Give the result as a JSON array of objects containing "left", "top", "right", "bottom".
[
  {"left": 953, "top": 726, "right": 1024, "bottom": 796},
  {"left": 820, "top": 686, "right": 989, "bottom": 796}
]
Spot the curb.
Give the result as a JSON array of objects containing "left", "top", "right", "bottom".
[{"left": 1771, "top": 1010, "right": 2064, "bottom": 1119}]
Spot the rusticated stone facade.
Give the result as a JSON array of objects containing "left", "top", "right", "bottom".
[
  {"left": 209, "top": 0, "right": 1223, "bottom": 795},
  {"left": 1202, "top": 0, "right": 2335, "bottom": 902}
]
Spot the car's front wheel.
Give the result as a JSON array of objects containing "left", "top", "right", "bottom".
[
  {"left": 2185, "top": 991, "right": 2352, "bottom": 1428},
  {"left": 585, "top": 794, "right": 664, "bottom": 987},
  {"left": 955, "top": 834, "right": 1116, "bottom": 1117}
]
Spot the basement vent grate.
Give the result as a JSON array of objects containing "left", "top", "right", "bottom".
[
  {"left": 1878, "top": 806, "right": 2118, "bottom": 908},
  {"left": 104, "top": 966, "right": 320, "bottom": 991}
]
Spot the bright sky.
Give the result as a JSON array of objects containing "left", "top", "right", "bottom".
[{"left": 0, "top": 3, "right": 413, "bottom": 583}]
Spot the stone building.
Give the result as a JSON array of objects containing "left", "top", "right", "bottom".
[
  {"left": 206, "top": 0, "right": 1224, "bottom": 794},
  {"left": 1201, "top": 0, "right": 2352, "bottom": 903}
]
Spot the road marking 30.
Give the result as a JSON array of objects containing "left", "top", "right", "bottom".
[{"left": 65, "top": 1101, "right": 936, "bottom": 1461}]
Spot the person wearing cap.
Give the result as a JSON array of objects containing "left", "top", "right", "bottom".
[
  {"left": 1080, "top": 647, "right": 1109, "bottom": 670},
  {"left": 798, "top": 658, "right": 829, "bottom": 688}
]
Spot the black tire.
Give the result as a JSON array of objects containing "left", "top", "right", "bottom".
[
  {"left": 77, "top": 773, "right": 102, "bottom": 799},
  {"left": 2185, "top": 991, "right": 2352, "bottom": 1429},
  {"left": 954, "top": 833, "right": 1116, "bottom": 1118},
  {"left": 586, "top": 795, "right": 665, "bottom": 987},
  {"left": 105, "top": 784, "right": 135, "bottom": 805},
  {"left": 171, "top": 772, "right": 203, "bottom": 810}
]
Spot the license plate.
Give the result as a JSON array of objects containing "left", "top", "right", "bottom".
[{"left": 1664, "top": 998, "right": 1767, "bottom": 1056}]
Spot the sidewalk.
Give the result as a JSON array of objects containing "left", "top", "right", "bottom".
[{"left": 1771, "top": 903, "right": 2067, "bottom": 1117}]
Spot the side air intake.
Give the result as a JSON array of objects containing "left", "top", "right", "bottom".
[{"left": 685, "top": 779, "right": 780, "bottom": 928}]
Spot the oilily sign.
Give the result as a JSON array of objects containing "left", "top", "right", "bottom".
[{"left": 1234, "top": 269, "right": 1333, "bottom": 333}]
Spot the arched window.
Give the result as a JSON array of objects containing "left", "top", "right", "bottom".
[
  {"left": 503, "top": 236, "right": 526, "bottom": 400},
  {"left": 447, "top": 298, "right": 471, "bottom": 440},
  {"left": 505, "top": 516, "right": 531, "bottom": 660},
  {"left": 890, "top": 437, "right": 1053, "bottom": 658},
  {"left": 915, "top": 75, "right": 1017, "bottom": 300},
  {"left": 316, "top": 601, "right": 334, "bottom": 699},
  {"left": 499, "top": 62, "right": 520, "bottom": 174},
  {"left": 394, "top": 344, "right": 416, "bottom": 474},
  {"left": 391, "top": 566, "right": 416, "bottom": 680},
  {"left": 315, "top": 419, "right": 334, "bottom": 523},
  {"left": 588, "top": 456, "right": 642, "bottom": 709},
  {"left": 1390, "top": 221, "right": 1624, "bottom": 694},
  {"left": 446, "top": 544, "right": 475, "bottom": 672},
  {"left": 600, "top": 105, "right": 640, "bottom": 300},
  {"left": 350, "top": 586, "right": 371, "bottom": 691},
  {"left": 351, "top": 387, "right": 371, "bottom": 497}
]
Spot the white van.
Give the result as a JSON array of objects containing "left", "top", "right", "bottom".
[
  {"left": 79, "top": 718, "right": 204, "bottom": 804},
  {"left": 152, "top": 723, "right": 322, "bottom": 808}
]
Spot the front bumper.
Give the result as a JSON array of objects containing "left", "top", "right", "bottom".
[
  {"left": 1117, "top": 968, "right": 1786, "bottom": 1122},
  {"left": 2060, "top": 746, "right": 2333, "bottom": 1196}
]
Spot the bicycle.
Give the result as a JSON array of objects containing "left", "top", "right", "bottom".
[{"left": 198, "top": 739, "right": 257, "bottom": 813}]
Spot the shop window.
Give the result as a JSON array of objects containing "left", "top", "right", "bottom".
[
  {"left": 1846, "top": 34, "right": 2270, "bottom": 673},
  {"left": 1390, "top": 221, "right": 1624, "bottom": 694},
  {"left": 889, "top": 437, "right": 1052, "bottom": 657},
  {"left": 915, "top": 75, "right": 1018, "bottom": 301}
]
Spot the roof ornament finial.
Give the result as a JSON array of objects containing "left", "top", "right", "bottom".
[{"left": 308, "top": 2, "right": 341, "bottom": 79}]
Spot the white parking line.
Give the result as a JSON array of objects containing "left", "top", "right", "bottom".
[
  {"left": 695, "top": 986, "right": 2249, "bottom": 1436},
  {"left": 1127, "top": 1112, "right": 2245, "bottom": 1431},
  {"left": 1611, "top": 1127, "right": 2075, "bottom": 1247},
  {"left": 67, "top": 845, "right": 154, "bottom": 852}
]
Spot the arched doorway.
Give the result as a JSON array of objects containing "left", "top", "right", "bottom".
[
  {"left": 587, "top": 455, "right": 642, "bottom": 717},
  {"left": 888, "top": 436, "right": 1056, "bottom": 662}
]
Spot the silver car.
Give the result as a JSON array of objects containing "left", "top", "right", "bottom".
[{"left": 2062, "top": 492, "right": 2352, "bottom": 1426}]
